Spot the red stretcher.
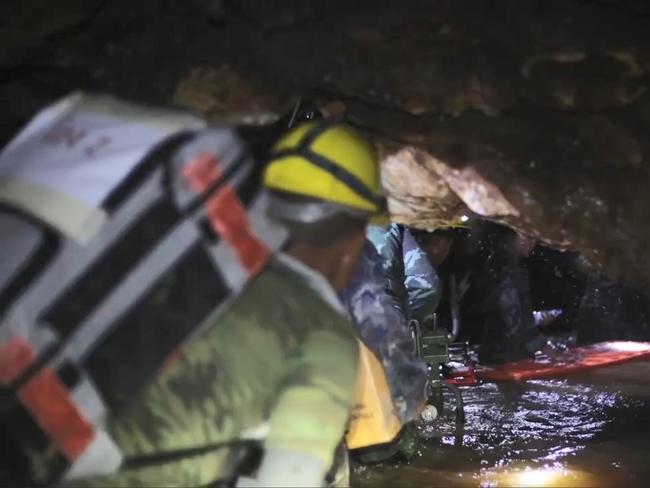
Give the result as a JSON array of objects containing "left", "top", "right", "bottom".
[{"left": 474, "top": 341, "right": 650, "bottom": 382}]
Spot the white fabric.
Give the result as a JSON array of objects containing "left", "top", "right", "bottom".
[
  {"left": 243, "top": 448, "right": 327, "bottom": 488},
  {"left": 59, "top": 219, "right": 200, "bottom": 364},
  {"left": 64, "top": 430, "right": 123, "bottom": 481},
  {"left": 0, "top": 92, "right": 204, "bottom": 241},
  {"left": 239, "top": 422, "right": 270, "bottom": 441},
  {"left": 248, "top": 192, "right": 289, "bottom": 260}
]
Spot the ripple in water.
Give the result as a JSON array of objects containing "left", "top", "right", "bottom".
[{"left": 354, "top": 374, "right": 650, "bottom": 487}]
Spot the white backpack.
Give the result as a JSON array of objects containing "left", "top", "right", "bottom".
[{"left": 0, "top": 92, "right": 286, "bottom": 484}]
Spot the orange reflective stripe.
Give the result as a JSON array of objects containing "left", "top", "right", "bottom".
[
  {"left": 0, "top": 336, "right": 34, "bottom": 384},
  {"left": 0, "top": 337, "right": 95, "bottom": 462},
  {"left": 204, "top": 187, "right": 270, "bottom": 276},
  {"left": 18, "top": 368, "right": 96, "bottom": 462},
  {"left": 183, "top": 152, "right": 221, "bottom": 188},
  {"left": 183, "top": 153, "right": 270, "bottom": 277}
]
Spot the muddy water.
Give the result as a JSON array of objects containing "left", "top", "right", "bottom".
[{"left": 353, "top": 362, "right": 650, "bottom": 487}]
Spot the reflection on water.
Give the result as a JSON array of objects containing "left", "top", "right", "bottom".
[{"left": 353, "top": 364, "right": 650, "bottom": 486}]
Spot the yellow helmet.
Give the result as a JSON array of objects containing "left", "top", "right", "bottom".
[{"left": 263, "top": 121, "right": 383, "bottom": 218}]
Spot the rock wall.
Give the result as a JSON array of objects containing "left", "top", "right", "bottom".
[{"left": 2, "top": 0, "right": 650, "bottom": 282}]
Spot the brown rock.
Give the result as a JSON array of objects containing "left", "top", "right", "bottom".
[
  {"left": 173, "top": 66, "right": 282, "bottom": 125},
  {"left": 2, "top": 0, "right": 650, "bottom": 284}
]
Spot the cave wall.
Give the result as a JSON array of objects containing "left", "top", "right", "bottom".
[{"left": 2, "top": 0, "right": 650, "bottom": 283}]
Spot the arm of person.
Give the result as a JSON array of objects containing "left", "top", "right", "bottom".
[
  {"left": 255, "top": 327, "right": 359, "bottom": 487},
  {"left": 367, "top": 224, "right": 407, "bottom": 314},
  {"left": 341, "top": 241, "right": 428, "bottom": 423},
  {"left": 402, "top": 229, "right": 443, "bottom": 323}
]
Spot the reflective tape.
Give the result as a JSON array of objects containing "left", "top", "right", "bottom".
[
  {"left": 183, "top": 153, "right": 270, "bottom": 277},
  {"left": 19, "top": 365, "right": 96, "bottom": 462},
  {"left": 0, "top": 336, "right": 96, "bottom": 463},
  {"left": 0, "top": 336, "right": 35, "bottom": 384}
]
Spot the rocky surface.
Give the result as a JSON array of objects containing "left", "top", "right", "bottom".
[{"left": 2, "top": 0, "right": 650, "bottom": 282}]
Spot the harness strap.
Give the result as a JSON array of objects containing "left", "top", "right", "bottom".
[{"left": 183, "top": 153, "right": 271, "bottom": 278}]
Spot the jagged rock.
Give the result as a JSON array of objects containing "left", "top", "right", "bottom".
[
  {"left": 1, "top": 0, "right": 650, "bottom": 284},
  {"left": 379, "top": 146, "right": 468, "bottom": 228},
  {"left": 173, "top": 66, "right": 282, "bottom": 124},
  {"left": 363, "top": 108, "right": 650, "bottom": 283}
]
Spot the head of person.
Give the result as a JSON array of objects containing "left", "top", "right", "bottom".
[
  {"left": 263, "top": 120, "right": 383, "bottom": 290},
  {"left": 410, "top": 217, "right": 471, "bottom": 268}
]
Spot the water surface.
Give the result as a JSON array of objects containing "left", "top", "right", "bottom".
[{"left": 353, "top": 362, "right": 650, "bottom": 487}]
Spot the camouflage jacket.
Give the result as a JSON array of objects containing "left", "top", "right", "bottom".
[
  {"left": 366, "top": 224, "right": 442, "bottom": 324},
  {"left": 66, "top": 256, "right": 359, "bottom": 487},
  {"left": 341, "top": 240, "right": 428, "bottom": 423}
]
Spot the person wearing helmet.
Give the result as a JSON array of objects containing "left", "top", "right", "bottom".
[
  {"left": 346, "top": 223, "right": 449, "bottom": 430},
  {"left": 340, "top": 237, "right": 429, "bottom": 426},
  {"left": 341, "top": 224, "right": 438, "bottom": 426},
  {"left": 266, "top": 104, "right": 428, "bottom": 428},
  {"left": 62, "top": 120, "right": 381, "bottom": 488},
  {"left": 258, "top": 120, "right": 385, "bottom": 485},
  {"left": 433, "top": 219, "right": 545, "bottom": 364},
  {"left": 409, "top": 227, "right": 456, "bottom": 271},
  {"left": 367, "top": 224, "right": 445, "bottom": 327}
]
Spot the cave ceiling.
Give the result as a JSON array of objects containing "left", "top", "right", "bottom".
[{"left": 2, "top": 0, "right": 650, "bottom": 283}]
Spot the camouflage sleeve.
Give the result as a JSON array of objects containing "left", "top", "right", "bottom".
[
  {"left": 264, "top": 323, "right": 359, "bottom": 469},
  {"left": 402, "top": 228, "right": 442, "bottom": 323},
  {"left": 341, "top": 240, "right": 407, "bottom": 351},
  {"left": 58, "top": 266, "right": 359, "bottom": 487},
  {"left": 340, "top": 241, "right": 428, "bottom": 423},
  {"left": 367, "top": 224, "right": 408, "bottom": 317}
]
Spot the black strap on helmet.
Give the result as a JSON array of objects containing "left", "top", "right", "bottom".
[{"left": 269, "top": 120, "right": 384, "bottom": 211}]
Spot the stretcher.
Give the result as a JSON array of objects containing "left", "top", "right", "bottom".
[{"left": 475, "top": 341, "right": 650, "bottom": 382}]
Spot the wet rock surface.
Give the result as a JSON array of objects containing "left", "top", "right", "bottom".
[{"left": 2, "top": 0, "right": 650, "bottom": 282}]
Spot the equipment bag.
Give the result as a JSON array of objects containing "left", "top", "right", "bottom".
[{"left": 0, "top": 92, "right": 287, "bottom": 484}]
